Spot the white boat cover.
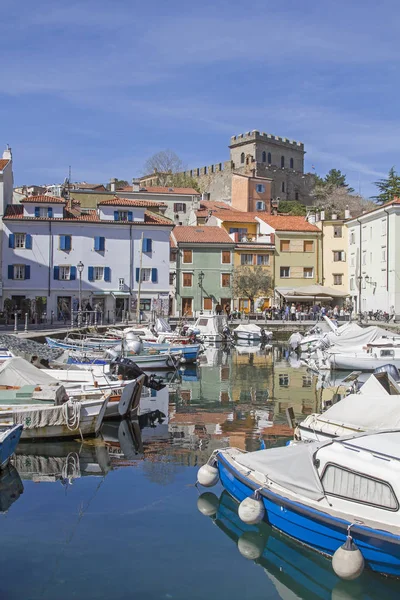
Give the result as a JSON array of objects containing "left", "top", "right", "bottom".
[
  {"left": 327, "top": 325, "right": 397, "bottom": 352},
  {"left": 155, "top": 318, "right": 171, "bottom": 333},
  {"left": 0, "top": 357, "right": 60, "bottom": 387},
  {"left": 233, "top": 442, "right": 326, "bottom": 501},
  {"left": 316, "top": 393, "right": 400, "bottom": 431},
  {"left": 234, "top": 324, "right": 263, "bottom": 334}
]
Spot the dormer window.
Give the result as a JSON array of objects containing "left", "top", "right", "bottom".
[
  {"left": 35, "top": 206, "right": 53, "bottom": 218},
  {"left": 114, "top": 210, "right": 133, "bottom": 221}
]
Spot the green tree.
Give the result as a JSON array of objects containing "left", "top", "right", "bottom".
[
  {"left": 233, "top": 266, "right": 272, "bottom": 312},
  {"left": 277, "top": 200, "right": 307, "bottom": 216},
  {"left": 324, "top": 169, "right": 354, "bottom": 192},
  {"left": 373, "top": 167, "right": 400, "bottom": 204}
]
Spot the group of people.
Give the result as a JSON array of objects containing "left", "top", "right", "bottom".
[{"left": 263, "top": 303, "right": 353, "bottom": 322}]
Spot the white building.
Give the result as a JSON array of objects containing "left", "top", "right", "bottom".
[
  {"left": 2, "top": 195, "right": 173, "bottom": 321},
  {"left": 0, "top": 146, "right": 13, "bottom": 217},
  {"left": 346, "top": 199, "right": 400, "bottom": 316}
]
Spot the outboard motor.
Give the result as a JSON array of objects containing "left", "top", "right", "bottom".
[
  {"left": 111, "top": 357, "right": 166, "bottom": 391},
  {"left": 373, "top": 363, "right": 400, "bottom": 382},
  {"left": 222, "top": 325, "right": 231, "bottom": 342}
]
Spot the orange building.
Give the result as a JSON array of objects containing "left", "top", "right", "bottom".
[{"left": 231, "top": 173, "right": 274, "bottom": 213}]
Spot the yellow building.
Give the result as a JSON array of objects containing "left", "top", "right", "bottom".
[
  {"left": 315, "top": 216, "right": 349, "bottom": 297},
  {"left": 256, "top": 214, "right": 322, "bottom": 304}
]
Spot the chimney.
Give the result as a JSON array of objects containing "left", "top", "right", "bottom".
[
  {"left": 331, "top": 213, "right": 337, "bottom": 220},
  {"left": 110, "top": 178, "right": 118, "bottom": 192},
  {"left": 320, "top": 210, "right": 325, "bottom": 221},
  {"left": 344, "top": 205, "right": 351, "bottom": 219},
  {"left": 201, "top": 192, "right": 208, "bottom": 202},
  {"left": 132, "top": 178, "right": 140, "bottom": 192},
  {"left": 2, "top": 145, "right": 12, "bottom": 161}
]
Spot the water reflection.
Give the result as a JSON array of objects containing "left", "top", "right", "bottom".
[{"left": 199, "top": 490, "right": 400, "bottom": 600}]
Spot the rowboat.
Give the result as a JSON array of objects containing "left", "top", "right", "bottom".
[{"left": 0, "top": 425, "right": 23, "bottom": 469}]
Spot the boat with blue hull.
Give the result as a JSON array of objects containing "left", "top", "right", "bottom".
[
  {"left": 0, "top": 425, "right": 23, "bottom": 469},
  {"left": 198, "top": 431, "right": 400, "bottom": 579},
  {"left": 199, "top": 491, "right": 399, "bottom": 600}
]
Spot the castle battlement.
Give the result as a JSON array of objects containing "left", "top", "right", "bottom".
[{"left": 230, "top": 130, "right": 304, "bottom": 149}]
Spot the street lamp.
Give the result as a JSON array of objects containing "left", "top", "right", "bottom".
[
  {"left": 198, "top": 271, "right": 205, "bottom": 314},
  {"left": 77, "top": 261, "right": 84, "bottom": 327}
]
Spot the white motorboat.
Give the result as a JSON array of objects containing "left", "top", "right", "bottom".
[
  {"left": 233, "top": 323, "right": 272, "bottom": 342},
  {"left": 192, "top": 315, "right": 230, "bottom": 343},
  {"left": 328, "top": 344, "right": 400, "bottom": 371}
]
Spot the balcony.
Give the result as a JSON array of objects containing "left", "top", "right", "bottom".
[{"left": 230, "top": 232, "right": 275, "bottom": 245}]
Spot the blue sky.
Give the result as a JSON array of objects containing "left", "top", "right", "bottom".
[{"left": 1, "top": 0, "right": 399, "bottom": 197}]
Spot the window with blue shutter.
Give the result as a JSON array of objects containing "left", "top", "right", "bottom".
[
  {"left": 88, "top": 266, "right": 94, "bottom": 281},
  {"left": 34, "top": 207, "right": 40, "bottom": 218},
  {"left": 114, "top": 211, "right": 119, "bottom": 221},
  {"left": 143, "top": 238, "right": 152, "bottom": 252},
  {"left": 60, "top": 235, "right": 71, "bottom": 251},
  {"left": 25, "top": 234, "right": 32, "bottom": 249},
  {"left": 136, "top": 268, "right": 140, "bottom": 282},
  {"left": 54, "top": 266, "right": 60, "bottom": 280},
  {"left": 94, "top": 236, "right": 105, "bottom": 251},
  {"left": 48, "top": 207, "right": 53, "bottom": 218},
  {"left": 25, "top": 265, "right": 30, "bottom": 280},
  {"left": 8, "top": 265, "right": 13, "bottom": 280},
  {"left": 70, "top": 266, "right": 77, "bottom": 280},
  {"left": 104, "top": 267, "right": 111, "bottom": 282},
  {"left": 8, "top": 234, "right": 14, "bottom": 249},
  {"left": 151, "top": 268, "right": 158, "bottom": 283},
  {"left": 128, "top": 211, "right": 133, "bottom": 222}
]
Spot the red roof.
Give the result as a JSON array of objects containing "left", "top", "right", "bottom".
[
  {"left": 196, "top": 200, "right": 234, "bottom": 216},
  {"left": 0, "top": 159, "right": 9, "bottom": 171},
  {"left": 3, "top": 204, "right": 172, "bottom": 226},
  {"left": 21, "top": 195, "right": 66, "bottom": 204},
  {"left": 98, "top": 196, "right": 166, "bottom": 208},
  {"left": 257, "top": 214, "right": 320, "bottom": 232},
  {"left": 211, "top": 210, "right": 261, "bottom": 223},
  {"left": 172, "top": 226, "right": 234, "bottom": 244},
  {"left": 118, "top": 185, "right": 200, "bottom": 195}
]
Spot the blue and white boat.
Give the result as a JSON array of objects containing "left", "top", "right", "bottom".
[
  {"left": 198, "top": 430, "right": 400, "bottom": 578},
  {"left": 0, "top": 425, "right": 23, "bottom": 469},
  {"left": 143, "top": 342, "right": 201, "bottom": 364}
]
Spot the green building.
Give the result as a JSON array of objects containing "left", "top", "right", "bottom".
[{"left": 171, "top": 226, "right": 234, "bottom": 316}]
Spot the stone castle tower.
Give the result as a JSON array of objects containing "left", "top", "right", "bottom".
[{"left": 178, "top": 130, "right": 316, "bottom": 205}]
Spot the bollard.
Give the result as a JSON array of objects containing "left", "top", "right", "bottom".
[
  {"left": 14, "top": 313, "right": 18, "bottom": 332},
  {"left": 24, "top": 312, "right": 28, "bottom": 333}
]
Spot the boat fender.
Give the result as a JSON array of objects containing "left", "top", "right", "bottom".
[
  {"left": 238, "top": 491, "right": 265, "bottom": 525},
  {"left": 332, "top": 534, "right": 364, "bottom": 580},
  {"left": 197, "top": 492, "right": 219, "bottom": 517},
  {"left": 237, "top": 531, "right": 265, "bottom": 560},
  {"left": 197, "top": 463, "right": 219, "bottom": 487}
]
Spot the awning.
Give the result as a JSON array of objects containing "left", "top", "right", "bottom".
[
  {"left": 111, "top": 291, "right": 131, "bottom": 297},
  {"left": 276, "top": 285, "right": 349, "bottom": 300},
  {"left": 92, "top": 291, "right": 112, "bottom": 296}
]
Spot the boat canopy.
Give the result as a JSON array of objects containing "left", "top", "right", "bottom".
[
  {"left": 0, "top": 357, "right": 60, "bottom": 387},
  {"left": 316, "top": 393, "right": 400, "bottom": 431},
  {"left": 233, "top": 442, "right": 327, "bottom": 501},
  {"left": 328, "top": 325, "right": 399, "bottom": 352},
  {"left": 234, "top": 324, "right": 263, "bottom": 334}
]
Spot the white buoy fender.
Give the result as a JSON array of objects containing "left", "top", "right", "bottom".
[
  {"left": 332, "top": 536, "right": 364, "bottom": 581},
  {"left": 197, "top": 492, "right": 219, "bottom": 517},
  {"left": 197, "top": 463, "right": 219, "bottom": 487},
  {"left": 238, "top": 495, "right": 265, "bottom": 525},
  {"left": 237, "top": 531, "right": 265, "bottom": 560}
]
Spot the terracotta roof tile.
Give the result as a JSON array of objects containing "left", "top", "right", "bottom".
[
  {"left": 21, "top": 195, "right": 66, "bottom": 204},
  {"left": 98, "top": 196, "right": 166, "bottom": 208},
  {"left": 118, "top": 185, "right": 200, "bottom": 195},
  {"left": 172, "top": 225, "right": 234, "bottom": 244},
  {"left": 257, "top": 214, "right": 320, "bottom": 232},
  {"left": 211, "top": 210, "right": 262, "bottom": 223},
  {"left": 3, "top": 204, "right": 173, "bottom": 226},
  {"left": 0, "top": 159, "right": 9, "bottom": 170},
  {"left": 196, "top": 200, "right": 234, "bottom": 216},
  {"left": 72, "top": 183, "right": 106, "bottom": 190}
]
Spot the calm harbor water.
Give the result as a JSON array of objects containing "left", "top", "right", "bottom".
[{"left": 1, "top": 344, "right": 399, "bottom": 600}]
